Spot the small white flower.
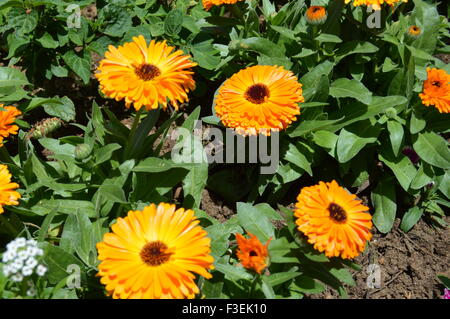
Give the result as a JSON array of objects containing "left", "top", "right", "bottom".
[
  {"left": 36, "top": 264, "right": 47, "bottom": 277},
  {"left": 14, "top": 238, "right": 26, "bottom": 248},
  {"left": 12, "top": 259, "right": 24, "bottom": 270},
  {"left": 2, "top": 265, "right": 11, "bottom": 277},
  {"left": 25, "top": 257, "right": 38, "bottom": 269},
  {"left": 17, "top": 250, "right": 29, "bottom": 261},
  {"left": 11, "top": 273, "right": 23, "bottom": 282},
  {"left": 26, "top": 239, "right": 37, "bottom": 247},
  {"left": 6, "top": 241, "right": 17, "bottom": 252},
  {"left": 26, "top": 287, "right": 37, "bottom": 297},
  {"left": 35, "top": 248, "right": 44, "bottom": 257},
  {"left": 22, "top": 266, "right": 33, "bottom": 277}
]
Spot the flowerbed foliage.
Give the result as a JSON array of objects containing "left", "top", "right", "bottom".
[{"left": 0, "top": 0, "right": 449, "bottom": 299}]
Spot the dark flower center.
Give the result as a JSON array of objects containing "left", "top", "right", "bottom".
[
  {"left": 249, "top": 250, "right": 258, "bottom": 257},
  {"left": 140, "top": 241, "right": 172, "bottom": 266},
  {"left": 328, "top": 202, "right": 347, "bottom": 223},
  {"left": 432, "top": 81, "right": 441, "bottom": 87},
  {"left": 313, "top": 7, "right": 321, "bottom": 13},
  {"left": 135, "top": 63, "right": 161, "bottom": 81},
  {"left": 245, "top": 83, "right": 270, "bottom": 104}
]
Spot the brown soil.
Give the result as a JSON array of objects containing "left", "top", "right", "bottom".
[{"left": 201, "top": 188, "right": 450, "bottom": 299}]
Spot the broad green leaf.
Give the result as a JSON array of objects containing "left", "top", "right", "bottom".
[
  {"left": 336, "top": 121, "right": 380, "bottom": 163},
  {"left": 336, "top": 41, "right": 378, "bottom": 62},
  {"left": 98, "top": 184, "right": 127, "bottom": 203},
  {"left": 236, "top": 202, "right": 275, "bottom": 242},
  {"left": 400, "top": 206, "right": 423, "bottom": 232},
  {"left": 283, "top": 142, "right": 313, "bottom": 176},
  {"left": 267, "top": 272, "right": 301, "bottom": 287},
  {"left": 36, "top": 32, "right": 59, "bottom": 49},
  {"left": 312, "top": 130, "right": 338, "bottom": 156},
  {"left": 379, "top": 147, "right": 417, "bottom": 192},
  {"left": 164, "top": 8, "right": 183, "bottom": 35},
  {"left": 42, "top": 96, "right": 76, "bottom": 122},
  {"left": 229, "top": 37, "right": 285, "bottom": 58},
  {"left": 0, "top": 66, "right": 29, "bottom": 88},
  {"left": 316, "top": 33, "right": 342, "bottom": 43},
  {"left": 387, "top": 120, "right": 404, "bottom": 157},
  {"left": 62, "top": 51, "right": 91, "bottom": 84},
  {"left": 330, "top": 78, "right": 372, "bottom": 105},
  {"left": 371, "top": 177, "right": 397, "bottom": 233},
  {"left": 413, "top": 132, "right": 450, "bottom": 169}
]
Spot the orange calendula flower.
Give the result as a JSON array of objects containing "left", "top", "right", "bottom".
[
  {"left": 407, "top": 25, "right": 422, "bottom": 38},
  {"left": 305, "top": 6, "right": 327, "bottom": 25},
  {"left": 202, "top": 0, "right": 243, "bottom": 11},
  {"left": 0, "top": 105, "right": 21, "bottom": 147},
  {"left": 235, "top": 232, "right": 271, "bottom": 274},
  {"left": 215, "top": 65, "right": 304, "bottom": 136},
  {"left": 345, "top": 0, "right": 407, "bottom": 10},
  {"left": 0, "top": 164, "right": 21, "bottom": 214},
  {"left": 97, "top": 203, "right": 214, "bottom": 299},
  {"left": 294, "top": 180, "right": 372, "bottom": 259},
  {"left": 96, "top": 35, "right": 197, "bottom": 111},
  {"left": 419, "top": 67, "right": 450, "bottom": 113}
]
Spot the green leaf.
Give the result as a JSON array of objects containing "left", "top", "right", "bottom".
[
  {"left": 133, "top": 157, "right": 193, "bottom": 173},
  {"left": 164, "top": 8, "right": 183, "bottom": 36},
  {"left": 387, "top": 120, "right": 404, "bottom": 157},
  {"left": 0, "top": 66, "right": 29, "bottom": 88},
  {"left": 371, "top": 177, "right": 397, "bottom": 233},
  {"left": 400, "top": 206, "right": 423, "bottom": 232},
  {"left": 316, "top": 33, "right": 342, "bottom": 43},
  {"left": 379, "top": 147, "right": 417, "bottom": 192},
  {"left": 267, "top": 272, "right": 301, "bottom": 287},
  {"left": 329, "top": 78, "right": 372, "bottom": 105},
  {"left": 36, "top": 32, "right": 59, "bottom": 49},
  {"left": 31, "top": 199, "right": 96, "bottom": 218},
  {"left": 413, "top": 132, "right": 450, "bottom": 169},
  {"left": 7, "top": 7, "right": 38, "bottom": 35},
  {"left": 336, "top": 121, "right": 380, "bottom": 163},
  {"left": 94, "top": 143, "right": 121, "bottom": 165},
  {"left": 312, "top": 130, "right": 338, "bottom": 156},
  {"left": 98, "top": 184, "right": 127, "bottom": 203},
  {"left": 236, "top": 202, "right": 275, "bottom": 242},
  {"left": 336, "top": 41, "right": 378, "bottom": 62},
  {"left": 261, "top": 276, "right": 276, "bottom": 299},
  {"left": 300, "top": 61, "right": 334, "bottom": 101},
  {"left": 103, "top": 10, "right": 132, "bottom": 37},
  {"left": 290, "top": 275, "right": 325, "bottom": 294},
  {"left": 283, "top": 141, "right": 313, "bottom": 176},
  {"left": 229, "top": 37, "right": 285, "bottom": 58},
  {"left": 42, "top": 96, "right": 76, "bottom": 121},
  {"left": 62, "top": 50, "right": 91, "bottom": 84}
]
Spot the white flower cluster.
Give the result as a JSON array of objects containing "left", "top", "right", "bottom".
[{"left": 1, "top": 237, "right": 47, "bottom": 282}]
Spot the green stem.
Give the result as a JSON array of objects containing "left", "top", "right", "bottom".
[
  {"left": 248, "top": 274, "right": 260, "bottom": 298},
  {"left": 123, "top": 107, "right": 144, "bottom": 160}
]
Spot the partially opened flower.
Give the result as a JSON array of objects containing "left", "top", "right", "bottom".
[
  {"left": 235, "top": 232, "right": 271, "bottom": 274},
  {"left": 294, "top": 180, "right": 372, "bottom": 259},
  {"left": 0, "top": 164, "right": 21, "bottom": 214},
  {"left": 0, "top": 105, "right": 21, "bottom": 147},
  {"left": 406, "top": 25, "right": 422, "bottom": 39},
  {"left": 202, "top": 0, "right": 244, "bottom": 11},
  {"left": 419, "top": 67, "right": 450, "bottom": 113},
  {"left": 215, "top": 65, "right": 304, "bottom": 136},
  {"left": 305, "top": 6, "right": 327, "bottom": 25},
  {"left": 345, "top": 0, "right": 407, "bottom": 10},
  {"left": 97, "top": 203, "right": 214, "bottom": 299},
  {"left": 96, "top": 36, "right": 197, "bottom": 111}
]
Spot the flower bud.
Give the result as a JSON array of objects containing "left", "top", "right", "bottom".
[{"left": 74, "top": 143, "right": 92, "bottom": 160}]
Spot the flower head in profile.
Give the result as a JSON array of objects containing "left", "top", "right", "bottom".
[
  {"left": 345, "top": 0, "right": 408, "bottom": 10},
  {"left": 419, "top": 67, "right": 450, "bottom": 113},
  {"left": 215, "top": 65, "right": 304, "bottom": 136},
  {"left": 96, "top": 36, "right": 197, "bottom": 111},
  {"left": 0, "top": 105, "right": 21, "bottom": 147},
  {"left": 235, "top": 232, "right": 271, "bottom": 274},
  {"left": 97, "top": 203, "right": 214, "bottom": 299},
  {"left": 202, "top": 0, "right": 244, "bottom": 11},
  {"left": 294, "top": 180, "right": 373, "bottom": 259},
  {"left": 0, "top": 164, "right": 21, "bottom": 214},
  {"left": 305, "top": 6, "right": 327, "bottom": 25}
]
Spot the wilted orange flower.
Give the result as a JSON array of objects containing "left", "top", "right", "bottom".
[
  {"left": 345, "top": 0, "right": 407, "bottom": 10},
  {"left": 0, "top": 105, "right": 21, "bottom": 147},
  {"left": 419, "top": 67, "right": 450, "bottom": 113},
  {"left": 97, "top": 203, "right": 214, "bottom": 299},
  {"left": 0, "top": 164, "right": 21, "bottom": 214},
  {"left": 235, "top": 232, "right": 271, "bottom": 274},
  {"left": 96, "top": 35, "right": 197, "bottom": 111},
  {"left": 294, "top": 180, "right": 372, "bottom": 259},
  {"left": 202, "top": 0, "right": 243, "bottom": 11},
  {"left": 215, "top": 65, "right": 304, "bottom": 136},
  {"left": 305, "top": 6, "right": 327, "bottom": 25}
]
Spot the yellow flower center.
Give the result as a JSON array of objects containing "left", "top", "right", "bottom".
[
  {"left": 328, "top": 202, "right": 347, "bottom": 223},
  {"left": 140, "top": 241, "right": 172, "bottom": 266},
  {"left": 245, "top": 83, "right": 270, "bottom": 104},
  {"left": 135, "top": 63, "right": 161, "bottom": 81}
]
